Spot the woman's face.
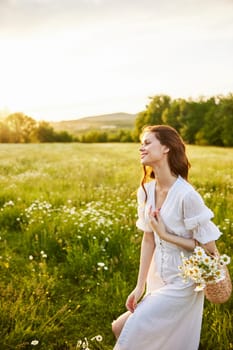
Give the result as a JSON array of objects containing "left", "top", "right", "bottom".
[{"left": 139, "top": 131, "right": 169, "bottom": 166}]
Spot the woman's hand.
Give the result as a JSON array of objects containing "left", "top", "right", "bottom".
[
  {"left": 125, "top": 285, "right": 145, "bottom": 313},
  {"left": 148, "top": 206, "right": 167, "bottom": 239},
  {"left": 148, "top": 207, "right": 197, "bottom": 251},
  {"left": 202, "top": 240, "right": 217, "bottom": 256}
]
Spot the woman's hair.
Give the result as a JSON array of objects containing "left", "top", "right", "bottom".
[{"left": 140, "top": 125, "right": 190, "bottom": 199}]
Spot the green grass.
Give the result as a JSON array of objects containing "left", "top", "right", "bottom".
[{"left": 0, "top": 143, "right": 232, "bottom": 349}]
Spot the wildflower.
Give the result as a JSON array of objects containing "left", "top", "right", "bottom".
[
  {"left": 3, "top": 200, "right": 14, "bottom": 207},
  {"left": 40, "top": 251, "right": 47, "bottom": 258},
  {"left": 29, "top": 255, "right": 34, "bottom": 260},
  {"left": 179, "top": 247, "right": 230, "bottom": 291},
  {"left": 203, "top": 256, "right": 211, "bottom": 265},
  {"left": 215, "top": 270, "right": 222, "bottom": 278},
  {"left": 76, "top": 340, "right": 82, "bottom": 347},
  {"left": 97, "top": 262, "right": 105, "bottom": 267},
  {"left": 91, "top": 335, "right": 103, "bottom": 342},
  {"left": 219, "top": 254, "right": 231, "bottom": 265},
  {"left": 194, "top": 246, "right": 206, "bottom": 259},
  {"left": 76, "top": 340, "right": 82, "bottom": 346},
  {"left": 96, "top": 335, "right": 103, "bottom": 342},
  {"left": 31, "top": 339, "right": 39, "bottom": 346}
]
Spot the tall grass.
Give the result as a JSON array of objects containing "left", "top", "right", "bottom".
[{"left": 0, "top": 143, "right": 232, "bottom": 349}]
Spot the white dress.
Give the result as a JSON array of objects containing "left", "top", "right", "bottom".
[{"left": 114, "top": 176, "right": 221, "bottom": 350}]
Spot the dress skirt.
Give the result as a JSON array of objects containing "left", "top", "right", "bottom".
[
  {"left": 113, "top": 282, "right": 204, "bottom": 350},
  {"left": 113, "top": 241, "right": 205, "bottom": 350}
]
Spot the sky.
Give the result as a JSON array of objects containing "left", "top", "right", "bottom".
[{"left": 0, "top": 0, "right": 233, "bottom": 121}]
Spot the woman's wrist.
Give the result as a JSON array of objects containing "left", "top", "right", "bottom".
[
  {"left": 136, "top": 282, "right": 145, "bottom": 290},
  {"left": 157, "top": 230, "right": 170, "bottom": 241}
]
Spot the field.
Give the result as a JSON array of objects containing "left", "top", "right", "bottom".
[{"left": 0, "top": 143, "right": 232, "bottom": 350}]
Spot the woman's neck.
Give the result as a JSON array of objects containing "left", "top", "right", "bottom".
[{"left": 153, "top": 165, "right": 177, "bottom": 191}]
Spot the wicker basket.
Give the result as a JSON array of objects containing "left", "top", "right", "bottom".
[
  {"left": 204, "top": 264, "right": 232, "bottom": 304},
  {"left": 195, "top": 242, "right": 232, "bottom": 304}
]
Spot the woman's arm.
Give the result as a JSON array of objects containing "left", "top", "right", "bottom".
[
  {"left": 160, "top": 230, "right": 196, "bottom": 251},
  {"left": 126, "top": 231, "right": 155, "bottom": 312},
  {"left": 148, "top": 208, "right": 218, "bottom": 252}
]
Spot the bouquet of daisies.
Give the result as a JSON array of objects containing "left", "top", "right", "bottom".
[{"left": 179, "top": 246, "right": 231, "bottom": 292}]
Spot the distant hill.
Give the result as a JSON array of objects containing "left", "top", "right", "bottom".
[{"left": 50, "top": 112, "right": 137, "bottom": 135}]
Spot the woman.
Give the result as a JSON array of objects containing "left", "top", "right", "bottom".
[{"left": 112, "top": 125, "right": 221, "bottom": 350}]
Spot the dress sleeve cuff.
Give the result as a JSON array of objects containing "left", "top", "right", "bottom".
[
  {"left": 184, "top": 207, "right": 214, "bottom": 229},
  {"left": 192, "top": 221, "right": 222, "bottom": 244},
  {"left": 136, "top": 218, "right": 152, "bottom": 232}
]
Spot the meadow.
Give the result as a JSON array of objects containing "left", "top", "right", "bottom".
[{"left": 0, "top": 143, "right": 232, "bottom": 350}]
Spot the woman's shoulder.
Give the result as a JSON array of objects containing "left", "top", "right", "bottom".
[
  {"left": 176, "top": 176, "right": 205, "bottom": 206},
  {"left": 176, "top": 176, "right": 196, "bottom": 194},
  {"left": 172, "top": 176, "right": 203, "bottom": 205}
]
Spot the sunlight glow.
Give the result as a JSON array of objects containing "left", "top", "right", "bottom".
[{"left": 0, "top": 0, "right": 233, "bottom": 121}]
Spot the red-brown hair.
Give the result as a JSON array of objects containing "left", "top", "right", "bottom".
[{"left": 140, "top": 125, "right": 190, "bottom": 198}]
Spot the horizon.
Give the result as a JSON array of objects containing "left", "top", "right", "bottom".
[
  {"left": 1, "top": 0, "right": 233, "bottom": 122},
  {"left": 49, "top": 111, "right": 138, "bottom": 123},
  {"left": 1, "top": 91, "right": 233, "bottom": 123}
]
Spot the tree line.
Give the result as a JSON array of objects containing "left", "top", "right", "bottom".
[
  {"left": 0, "top": 93, "right": 232, "bottom": 145},
  {"left": 0, "top": 113, "right": 74, "bottom": 143},
  {"left": 134, "top": 93, "right": 233, "bottom": 146},
  {"left": 0, "top": 113, "right": 133, "bottom": 143}
]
